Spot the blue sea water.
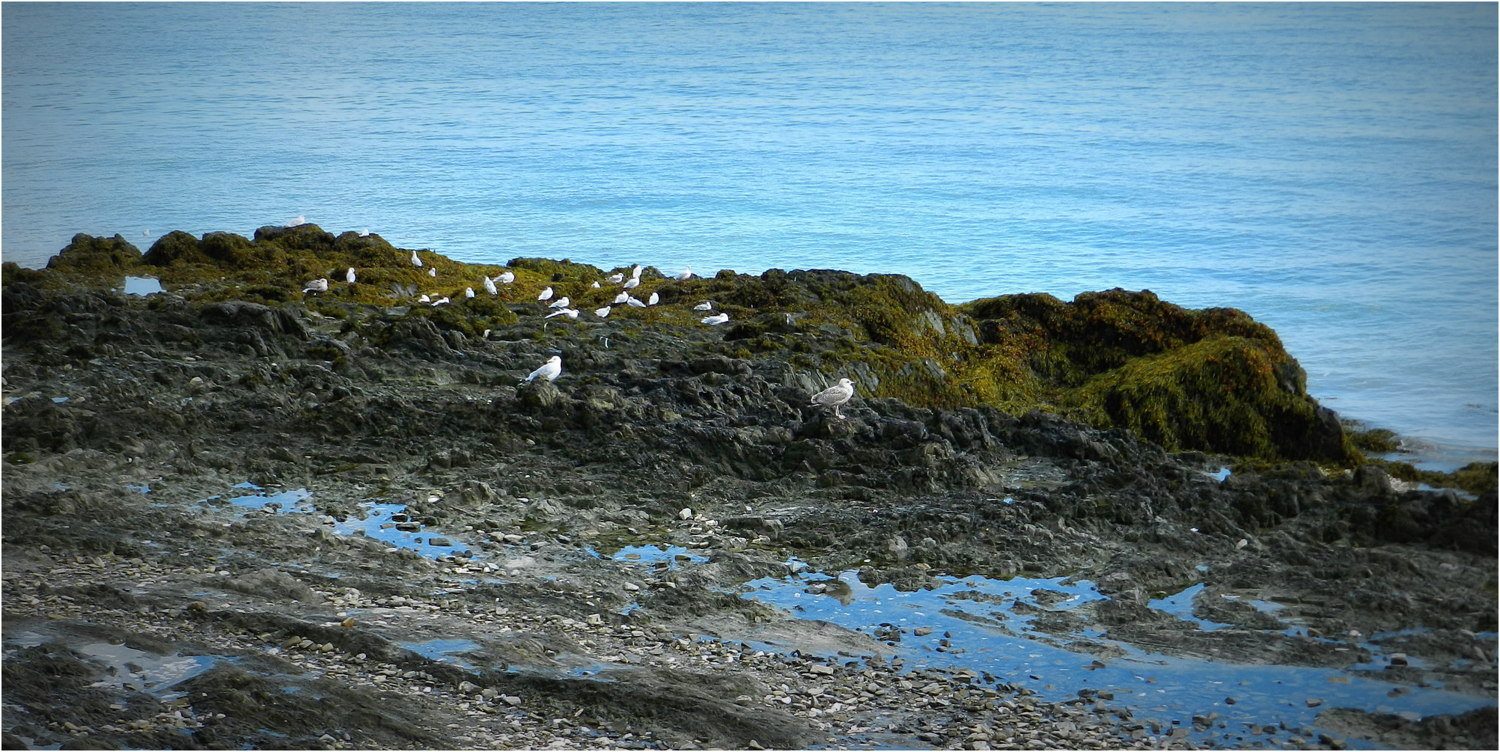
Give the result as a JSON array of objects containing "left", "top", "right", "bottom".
[{"left": 4, "top": 2, "right": 1495, "bottom": 464}]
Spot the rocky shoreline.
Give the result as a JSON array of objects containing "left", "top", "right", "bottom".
[{"left": 3, "top": 227, "right": 1496, "bottom": 750}]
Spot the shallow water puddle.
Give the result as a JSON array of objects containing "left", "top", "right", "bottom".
[
  {"left": 743, "top": 567, "right": 1494, "bottom": 749},
  {"left": 333, "top": 501, "right": 473, "bottom": 558},
  {"left": 601, "top": 544, "right": 708, "bottom": 568},
  {"left": 120, "top": 276, "right": 166, "bottom": 296},
  {"left": 77, "top": 642, "right": 225, "bottom": 701},
  {"left": 400, "top": 638, "right": 480, "bottom": 669},
  {"left": 221, "top": 483, "right": 314, "bottom": 515}
]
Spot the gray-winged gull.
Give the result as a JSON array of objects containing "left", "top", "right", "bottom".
[
  {"left": 522, "top": 355, "right": 562, "bottom": 384},
  {"left": 810, "top": 378, "right": 856, "bottom": 419},
  {"left": 700, "top": 313, "right": 729, "bottom": 326}
]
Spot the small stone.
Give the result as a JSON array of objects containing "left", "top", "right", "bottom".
[
  {"left": 429, "top": 537, "right": 452, "bottom": 547},
  {"left": 623, "top": 582, "right": 640, "bottom": 592},
  {"left": 913, "top": 626, "right": 934, "bottom": 637},
  {"left": 679, "top": 508, "right": 694, "bottom": 520},
  {"left": 809, "top": 664, "right": 835, "bottom": 676},
  {"left": 1388, "top": 653, "right": 1409, "bottom": 667},
  {"left": 1306, "top": 698, "right": 1323, "bottom": 708}
]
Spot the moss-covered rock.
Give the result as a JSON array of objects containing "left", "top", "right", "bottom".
[{"left": 45, "top": 233, "right": 141, "bottom": 273}]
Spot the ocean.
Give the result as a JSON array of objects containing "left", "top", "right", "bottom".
[{"left": 3, "top": 2, "right": 1495, "bottom": 467}]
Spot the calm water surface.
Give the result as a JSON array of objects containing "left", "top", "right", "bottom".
[{"left": 4, "top": 2, "right": 1495, "bottom": 461}]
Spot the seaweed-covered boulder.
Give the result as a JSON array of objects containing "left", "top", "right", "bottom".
[{"left": 45, "top": 233, "right": 141, "bottom": 273}]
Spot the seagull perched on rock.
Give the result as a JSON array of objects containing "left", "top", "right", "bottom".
[
  {"left": 303, "top": 278, "right": 329, "bottom": 293},
  {"left": 498, "top": 271, "right": 515, "bottom": 284},
  {"left": 411, "top": 250, "right": 423, "bottom": 267},
  {"left": 483, "top": 276, "right": 498, "bottom": 295},
  {"left": 538, "top": 286, "right": 554, "bottom": 302},
  {"left": 675, "top": 265, "right": 693, "bottom": 281},
  {"left": 545, "top": 308, "right": 579, "bottom": 319},
  {"left": 547, "top": 296, "right": 571, "bottom": 309},
  {"left": 288, "top": 215, "right": 306, "bottom": 227},
  {"left": 522, "top": 355, "right": 562, "bottom": 384},
  {"left": 606, "top": 272, "right": 625, "bottom": 284},
  {"left": 693, "top": 301, "right": 713, "bottom": 311},
  {"left": 622, "top": 276, "right": 641, "bottom": 290},
  {"left": 345, "top": 267, "right": 357, "bottom": 284},
  {"left": 810, "top": 378, "right": 856, "bottom": 419},
  {"left": 701, "top": 313, "right": 729, "bottom": 326},
  {"left": 594, "top": 306, "right": 611, "bottom": 318},
  {"left": 358, "top": 228, "right": 371, "bottom": 237}
]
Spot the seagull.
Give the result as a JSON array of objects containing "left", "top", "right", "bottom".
[
  {"left": 591, "top": 281, "right": 601, "bottom": 289},
  {"left": 483, "top": 276, "right": 498, "bottom": 295},
  {"left": 538, "top": 286, "right": 554, "bottom": 302},
  {"left": 594, "top": 306, "right": 611, "bottom": 318},
  {"left": 545, "top": 308, "right": 579, "bottom": 319},
  {"left": 303, "top": 278, "right": 329, "bottom": 293},
  {"left": 547, "top": 296, "right": 571, "bottom": 309},
  {"left": 675, "top": 265, "right": 693, "bottom": 281},
  {"left": 647, "top": 291, "right": 659, "bottom": 306},
  {"left": 142, "top": 229, "right": 150, "bottom": 237},
  {"left": 606, "top": 273, "right": 625, "bottom": 284},
  {"left": 622, "top": 276, "right": 641, "bottom": 290},
  {"left": 701, "top": 313, "right": 729, "bottom": 325},
  {"left": 288, "top": 215, "right": 306, "bottom": 227},
  {"left": 631, "top": 264, "right": 642, "bottom": 279},
  {"left": 521, "top": 355, "right": 562, "bottom": 384},
  {"left": 431, "top": 296, "right": 450, "bottom": 306},
  {"left": 613, "top": 291, "right": 630, "bottom": 304},
  {"left": 465, "top": 287, "right": 476, "bottom": 298},
  {"left": 418, "top": 294, "right": 431, "bottom": 303},
  {"left": 625, "top": 295, "right": 647, "bottom": 308},
  {"left": 693, "top": 301, "right": 713, "bottom": 311},
  {"left": 810, "top": 378, "right": 856, "bottom": 419},
  {"left": 498, "top": 271, "right": 515, "bottom": 284},
  {"left": 345, "top": 267, "right": 357, "bottom": 284},
  {"left": 358, "top": 228, "right": 371, "bottom": 237},
  {"left": 411, "top": 250, "right": 423, "bottom": 267},
  {"left": 428, "top": 267, "right": 437, "bottom": 277}
]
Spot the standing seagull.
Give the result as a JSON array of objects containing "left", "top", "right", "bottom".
[
  {"left": 483, "top": 276, "right": 498, "bottom": 295},
  {"left": 538, "top": 286, "right": 554, "bottom": 302},
  {"left": 647, "top": 291, "right": 659, "bottom": 306},
  {"left": 810, "top": 378, "right": 856, "bottom": 419},
  {"left": 675, "top": 265, "right": 693, "bottom": 281},
  {"left": 465, "top": 287, "right": 476, "bottom": 298},
  {"left": 594, "top": 306, "right": 611, "bottom": 318},
  {"left": 547, "top": 296, "right": 571, "bottom": 309},
  {"left": 521, "top": 355, "right": 562, "bottom": 384},
  {"left": 345, "top": 267, "right": 357, "bottom": 284},
  {"left": 411, "top": 250, "right": 423, "bottom": 267},
  {"left": 622, "top": 276, "right": 641, "bottom": 290}
]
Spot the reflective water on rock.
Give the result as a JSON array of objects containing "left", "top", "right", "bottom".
[
  {"left": 333, "top": 501, "right": 472, "bottom": 558},
  {"left": 743, "top": 565, "right": 1496, "bottom": 749},
  {"left": 120, "top": 276, "right": 165, "bottom": 296}
]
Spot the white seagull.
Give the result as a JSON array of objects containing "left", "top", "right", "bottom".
[
  {"left": 345, "top": 267, "right": 357, "bottom": 284},
  {"left": 594, "top": 306, "right": 611, "bottom": 318},
  {"left": 675, "top": 265, "right": 693, "bottom": 281},
  {"left": 431, "top": 296, "right": 450, "bottom": 306},
  {"left": 631, "top": 264, "right": 642, "bottom": 279},
  {"left": 465, "top": 287, "right": 476, "bottom": 298},
  {"left": 358, "top": 228, "right": 371, "bottom": 237},
  {"left": 498, "top": 271, "right": 515, "bottom": 284},
  {"left": 303, "top": 278, "right": 329, "bottom": 293},
  {"left": 622, "top": 276, "right": 641, "bottom": 290},
  {"left": 483, "top": 276, "right": 498, "bottom": 295},
  {"left": 700, "top": 313, "right": 729, "bottom": 326},
  {"left": 418, "top": 294, "right": 431, "bottom": 303},
  {"left": 538, "top": 286, "right": 554, "bottom": 302},
  {"left": 693, "top": 301, "right": 713, "bottom": 311},
  {"left": 428, "top": 267, "right": 437, "bottom": 277},
  {"left": 288, "top": 215, "right": 306, "bottom": 227},
  {"left": 590, "top": 281, "right": 601, "bottom": 289},
  {"left": 606, "top": 272, "right": 625, "bottom": 284},
  {"left": 613, "top": 291, "right": 630, "bottom": 304},
  {"left": 545, "top": 308, "right": 579, "bottom": 319},
  {"left": 411, "top": 250, "right": 423, "bottom": 267},
  {"left": 625, "top": 295, "right": 647, "bottom": 308},
  {"left": 647, "top": 291, "right": 659, "bottom": 306},
  {"left": 547, "top": 296, "right": 571, "bottom": 309},
  {"left": 810, "top": 378, "right": 856, "bottom": 419},
  {"left": 522, "top": 355, "right": 562, "bottom": 384}
]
